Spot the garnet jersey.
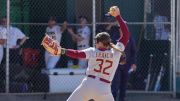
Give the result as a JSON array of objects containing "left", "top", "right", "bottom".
[{"left": 83, "top": 42, "right": 125, "bottom": 82}]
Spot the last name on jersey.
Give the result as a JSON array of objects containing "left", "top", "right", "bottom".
[{"left": 96, "top": 52, "right": 113, "bottom": 59}]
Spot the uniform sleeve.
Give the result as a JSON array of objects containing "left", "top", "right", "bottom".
[
  {"left": 66, "top": 49, "right": 86, "bottom": 59},
  {"left": 116, "top": 15, "right": 130, "bottom": 47},
  {"left": 81, "top": 47, "right": 93, "bottom": 59},
  {"left": 116, "top": 42, "right": 125, "bottom": 52},
  {"left": 15, "top": 28, "right": 25, "bottom": 39},
  {"left": 65, "top": 48, "right": 93, "bottom": 59}
]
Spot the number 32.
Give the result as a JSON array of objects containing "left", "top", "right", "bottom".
[{"left": 94, "top": 59, "right": 113, "bottom": 75}]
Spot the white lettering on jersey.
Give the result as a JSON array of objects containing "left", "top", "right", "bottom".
[{"left": 96, "top": 52, "right": 113, "bottom": 59}]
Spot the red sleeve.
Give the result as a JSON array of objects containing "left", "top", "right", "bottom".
[
  {"left": 65, "top": 49, "right": 86, "bottom": 59},
  {"left": 116, "top": 15, "right": 130, "bottom": 47}
]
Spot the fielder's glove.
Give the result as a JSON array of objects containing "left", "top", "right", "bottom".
[{"left": 41, "top": 34, "right": 62, "bottom": 56}]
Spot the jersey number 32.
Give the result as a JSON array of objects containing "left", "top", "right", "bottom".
[{"left": 94, "top": 59, "right": 113, "bottom": 75}]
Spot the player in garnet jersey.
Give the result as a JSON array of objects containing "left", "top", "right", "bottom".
[{"left": 59, "top": 6, "right": 129, "bottom": 101}]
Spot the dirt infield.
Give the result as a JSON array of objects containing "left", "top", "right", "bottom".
[{"left": 0, "top": 93, "right": 179, "bottom": 101}]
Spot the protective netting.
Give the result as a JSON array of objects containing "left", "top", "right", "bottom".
[{"left": 97, "top": 0, "right": 171, "bottom": 92}]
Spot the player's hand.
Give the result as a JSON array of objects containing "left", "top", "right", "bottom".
[
  {"left": 108, "top": 6, "right": 120, "bottom": 17},
  {"left": 131, "top": 64, "right": 137, "bottom": 72},
  {"left": 41, "top": 35, "right": 61, "bottom": 56}
]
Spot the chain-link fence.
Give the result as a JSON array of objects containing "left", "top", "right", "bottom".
[
  {"left": 97, "top": 0, "right": 172, "bottom": 92},
  {"left": 0, "top": 0, "right": 176, "bottom": 95}
]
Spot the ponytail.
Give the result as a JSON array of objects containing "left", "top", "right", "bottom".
[
  {"left": 110, "top": 43, "right": 126, "bottom": 65},
  {"left": 109, "top": 43, "right": 125, "bottom": 55}
]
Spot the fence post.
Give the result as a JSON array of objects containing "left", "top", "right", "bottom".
[
  {"left": 6, "top": 0, "right": 10, "bottom": 93},
  {"left": 92, "top": 0, "right": 96, "bottom": 47},
  {"left": 175, "top": 0, "right": 180, "bottom": 98},
  {"left": 171, "top": 0, "right": 176, "bottom": 98}
]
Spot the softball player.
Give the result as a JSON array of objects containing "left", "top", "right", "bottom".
[
  {"left": 45, "top": 17, "right": 62, "bottom": 69},
  {"left": 61, "top": 6, "right": 130, "bottom": 101},
  {"left": 76, "top": 16, "right": 91, "bottom": 68},
  {"left": 153, "top": 14, "right": 169, "bottom": 40},
  {"left": 67, "top": 16, "right": 91, "bottom": 68},
  {"left": 111, "top": 36, "right": 137, "bottom": 101},
  {"left": 0, "top": 24, "right": 7, "bottom": 64},
  {"left": 1, "top": 17, "right": 27, "bottom": 63}
]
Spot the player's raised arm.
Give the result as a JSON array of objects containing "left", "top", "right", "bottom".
[
  {"left": 116, "top": 15, "right": 130, "bottom": 47},
  {"left": 108, "top": 6, "right": 130, "bottom": 47}
]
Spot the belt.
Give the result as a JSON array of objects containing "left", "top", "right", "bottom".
[
  {"left": 77, "top": 45, "right": 86, "bottom": 48},
  {"left": 87, "top": 75, "right": 111, "bottom": 84}
]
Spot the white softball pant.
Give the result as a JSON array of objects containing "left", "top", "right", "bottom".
[
  {"left": 45, "top": 51, "right": 60, "bottom": 69},
  {"left": 67, "top": 77, "right": 114, "bottom": 101}
]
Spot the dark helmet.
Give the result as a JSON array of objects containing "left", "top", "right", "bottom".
[{"left": 95, "top": 32, "right": 111, "bottom": 47}]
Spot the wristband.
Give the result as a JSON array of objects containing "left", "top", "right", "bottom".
[{"left": 61, "top": 48, "right": 66, "bottom": 55}]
